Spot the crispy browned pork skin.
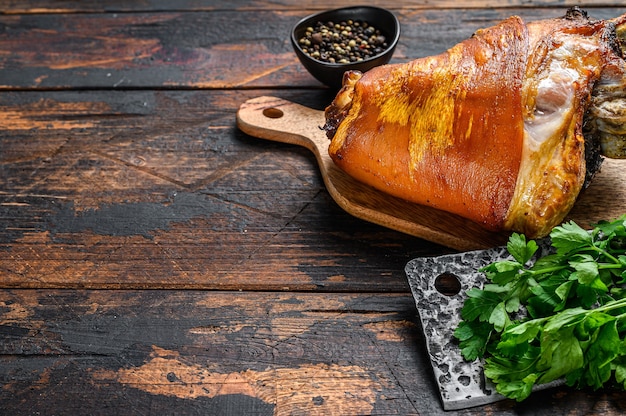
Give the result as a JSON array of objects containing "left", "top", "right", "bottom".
[{"left": 323, "top": 7, "right": 626, "bottom": 238}]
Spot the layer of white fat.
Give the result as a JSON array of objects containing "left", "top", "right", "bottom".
[
  {"left": 523, "top": 65, "right": 578, "bottom": 152},
  {"left": 506, "top": 34, "right": 601, "bottom": 235},
  {"left": 523, "top": 36, "right": 600, "bottom": 150}
]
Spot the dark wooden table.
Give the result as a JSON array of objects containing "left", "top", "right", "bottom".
[{"left": 2, "top": 1, "right": 626, "bottom": 414}]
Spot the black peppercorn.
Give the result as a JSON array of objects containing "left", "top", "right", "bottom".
[{"left": 298, "top": 19, "right": 389, "bottom": 64}]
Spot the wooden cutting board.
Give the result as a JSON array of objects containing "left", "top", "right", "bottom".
[{"left": 236, "top": 96, "right": 626, "bottom": 251}]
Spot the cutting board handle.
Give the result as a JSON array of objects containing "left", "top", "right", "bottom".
[{"left": 236, "top": 96, "right": 329, "bottom": 165}]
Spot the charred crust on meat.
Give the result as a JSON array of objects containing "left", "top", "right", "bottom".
[
  {"left": 323, "top": 71, "right": 362, "bottom": 139},
  {"left": 564, "top": 6, "right": 589, "bottom": 21},
  {"left": 603, "top": 22, "right": 624, "bottom": 58},
  {"left": 582, "top": 115, "right": 605, "bottom": 189},
  {"left": 323, "top": 105, "right": 349, "bottom": 139}
]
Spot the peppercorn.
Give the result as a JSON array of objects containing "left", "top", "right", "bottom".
[{"left": 298, "top": 19, "right": 389, "bottom": 64}]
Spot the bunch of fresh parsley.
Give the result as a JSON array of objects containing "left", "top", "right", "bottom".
[{"left": 454, "top": 215, "right": 626, "bottom": 401}]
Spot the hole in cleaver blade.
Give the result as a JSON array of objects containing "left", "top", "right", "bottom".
[{"left": 404, "top": 245, "right": 562, "bottom": 411}]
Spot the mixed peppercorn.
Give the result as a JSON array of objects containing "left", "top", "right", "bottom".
[{"left": 298, "top": 19, "right": 389, "bottom": 64}]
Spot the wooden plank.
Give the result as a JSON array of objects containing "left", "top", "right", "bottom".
[
  {"left": 0, "top": 7, "right": 624, "bottom": 89},
  {"left": 2, "top": 289, "right": 626, "bottom": 415},
  {"left": 0, "top": 89, "right": 451, "bottom": 290},
  {"left": 0, "top": 0, "right": 620, "bottom": 14}
]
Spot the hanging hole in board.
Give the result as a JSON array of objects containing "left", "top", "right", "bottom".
[
  {"left": 434, "top": 272, "right": 462, "bottom": 296},
  {"left": 263, "top": 107, "right": 284, "bottom": 119}
]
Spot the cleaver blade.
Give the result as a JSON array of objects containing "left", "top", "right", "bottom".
[{"left": 405, "top": 245, "right": 561, "bottom": 410}]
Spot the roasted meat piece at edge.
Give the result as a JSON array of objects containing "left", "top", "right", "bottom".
[{"left": 324, "top": 8, "right": 626, "bottom": 238}]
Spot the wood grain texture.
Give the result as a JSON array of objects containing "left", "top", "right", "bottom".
[
  {"left": 0, "top": 89, "right": 447, "bottom": 290},
  {"left": 3, "top": 2, "right": 626, "bottom": 414},
  {"left": 2, "top": 289, "right": 626, "bottom": 415},
  {"left": 0, "top": 0, "right": 619, "bottom": 14},
  {"left": 0, "top": 7, "right": 624, "bottom": 89}
]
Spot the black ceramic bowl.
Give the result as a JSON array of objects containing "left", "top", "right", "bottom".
[{"left": 291, "top": 6, "right": 400, "bottom": 90}]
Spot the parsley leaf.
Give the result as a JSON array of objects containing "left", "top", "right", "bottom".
[
  {"left": 551, "top": 221, "right": 593, "bottom": 255},
  {"left": 484, "top": 346, "right": 541, "bottom": 401},
  {"left": 454, "top": 320, "right": 492, "bottom": 361},
  {"left": 507, "top": 232, "right": 538, "bottom": 264},
  {"left": 460, "top": 288, "right": 501, "bottom": 322},
  {"left": 569, "top": 254, "right": 600, "bottom": 285},
  {"left": 454, "top": 216, "right": 626, "bottom": 402}
]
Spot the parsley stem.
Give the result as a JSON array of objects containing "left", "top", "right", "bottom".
[
  {"left": 615, "top": 312, "right": 626, "bottom": 322},
  {"left": 599, "top": 263, "right": 623, "bottom": 269},
  {"left": 591, "top": 245, "right": 621, "bottom": 264},
  {"left": 527, "top": 260, "right": 622, "bottom": 279},
  {"left": 528, "top": 265, "right": 567, "bottom": 277},
  {"left": 591, "top": 297, "right": 626, "bottom": 314}
]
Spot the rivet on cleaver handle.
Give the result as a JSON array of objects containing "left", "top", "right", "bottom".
[{"left": 405, "top": 245, "right": 562, "bottom": 410}]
